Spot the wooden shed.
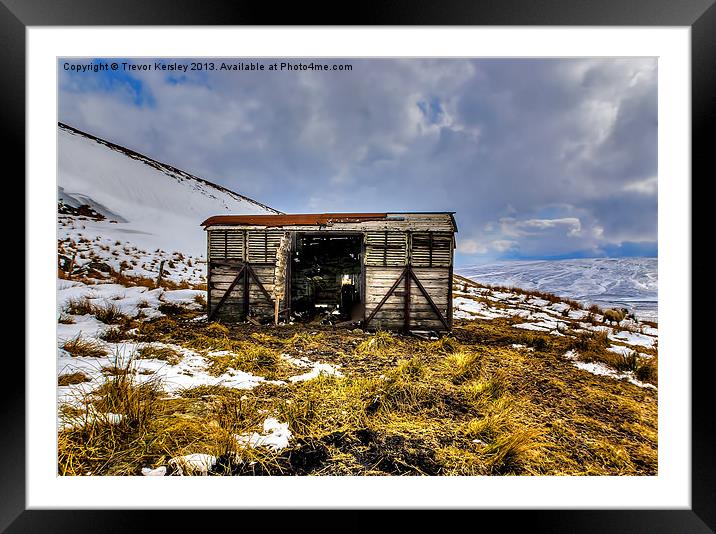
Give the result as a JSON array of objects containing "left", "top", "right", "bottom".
[{"left": 201, "top": 212, "right": 457, "bottom": 332}]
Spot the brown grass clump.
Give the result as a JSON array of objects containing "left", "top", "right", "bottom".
[
  {"left": 64, "top": 297, "right": 96, "bottom": 316},
  {"left": 275, "top": 374, "right": 370, "bottom": 436},
  {"left": 93, "top": 302, "right": 127, "bottom": 324},
  {"left": 137, "top": 344, "right": 183, "bottom": 365},
  {"left": 58, "top": 313, "right": 75, "bottom": 324},
  {"left": 58, "top": 372, "right": 91, "bottom": 386},
  {"left": 635, "top": 358, "right": 658, "bottom": 384},
  {"left": 466, "top": 370, "right": 509, "bottom": 402},
  {"left": 205, "top": 322, "right": 230, "bottom": 337},
  {"left": 464, "top": 399, "right": 514, "bottom": 442},
  {"left": 62, "top": 336, "right": 107, "bottom": 358},
  {"left": 430, "top": 336, "right": 461, "bottom": 355},
  {"left": 568, "top": 330, "right": 610, "bottom": 354},
  {"left": 99, "top": 327, "right": 131, "bottom": 343},
  {"left": 365, "top": 357, "right": 440, "bottom": 414},
  {"left": 63, "top": 298, "right": 126, "bottom": 324}
]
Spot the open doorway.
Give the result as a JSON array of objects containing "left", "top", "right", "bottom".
[{"left": 291, "top": 233, "right": 362, "bottom": 322}]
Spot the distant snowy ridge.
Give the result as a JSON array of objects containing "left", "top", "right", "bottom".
[
  {"left": 458, "top": 258, "right": 657, "bottom": 322},
  {"left": 58, "top": 122, "right": 280, "bottom": 256}
]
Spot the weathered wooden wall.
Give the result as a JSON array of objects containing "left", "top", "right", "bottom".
[
  {"left": 207, "top": 228, "right": 285, "bottom": 321},
  {"left": 364, "top": 266, "right": 451, "bottom": 330},
  {"left": 208, "top": 262, "right": 283, "bottom": 321},
  {"left": 206, "top": 223, "right": 455, "bottom": 330}
]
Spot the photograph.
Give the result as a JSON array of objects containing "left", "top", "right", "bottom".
[{"left": 55, "top": 56, "right": 660, "bottom": 477}]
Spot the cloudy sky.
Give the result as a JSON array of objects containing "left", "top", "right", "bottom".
[{"left": 58, "top": 57, "right": 657, "bottom": 266}]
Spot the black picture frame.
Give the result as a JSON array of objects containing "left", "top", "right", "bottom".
[{"left": 7, "top": 0, "right": 710, "bottom": 530}]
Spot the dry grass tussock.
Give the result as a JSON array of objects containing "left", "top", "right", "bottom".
[
  {"left": 137, "top": 344, "right": 183, "bottom": 365},
  {"left": 58, "top": 372, "right": 91, "bottom": 386},
  {"left": 64, "top": 298, "right": 127, "bottom": 324},
  {"left": 62, "top": 335, "right": 107, "bottom": 358}
]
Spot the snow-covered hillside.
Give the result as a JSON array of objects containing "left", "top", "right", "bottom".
[
  {"left": 58, "top": 122, "right": 280, "bottom": 258},
  {"left": 458, "top": 258, "right": 657, "bottom": 322}
]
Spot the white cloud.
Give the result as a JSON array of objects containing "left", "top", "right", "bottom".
[{"left": 623, "top": 176, "right": 657, "bottom": 195}]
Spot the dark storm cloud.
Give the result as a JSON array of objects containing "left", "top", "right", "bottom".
[{"left": 58, "top": 57, "right": 657, "bottom": 264}]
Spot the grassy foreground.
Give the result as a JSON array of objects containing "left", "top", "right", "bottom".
[{"left": 58, "top": 286, "right": 657, "bottom": 476}]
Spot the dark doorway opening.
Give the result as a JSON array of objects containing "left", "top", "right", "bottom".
[{"left": 291, "top": 233, "right": 362, "bottom": 322}]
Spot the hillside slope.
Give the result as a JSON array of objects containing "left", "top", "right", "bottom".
[{"left": 58, "top": 122, "right": 280, "bottom": 258}]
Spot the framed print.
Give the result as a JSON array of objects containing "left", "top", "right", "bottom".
[{"left": 6, "top": 0, "right": 712, "bottom": 530}]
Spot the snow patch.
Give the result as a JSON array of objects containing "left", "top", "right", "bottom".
[
  {"left": 168, "top": 454, "right": 217, "bottom": 476},
  {"left": 564, "top": 350, "right": 655, "bottom": 389},
  {"left": 288, "top": 362, "right": 343, "bottom": 383},
  {"left": 141, "top": 466, "right": 167, "bottom": 476},
  {"left": 235, "top": 417, "right": 292, "bottom": 451}
]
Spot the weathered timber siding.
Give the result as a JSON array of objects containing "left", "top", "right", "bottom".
[
  {"left": 364, "top": 266, "right": 451, "bottom": 330},
  {"left": 205, "top": 213, "right": 456, "bottom": 330},
  {"left": 208, "top": 263, "right": 281, "bottom": 321}
]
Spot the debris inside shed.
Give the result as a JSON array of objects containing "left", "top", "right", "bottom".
[{"left": 291, "top": 234, "right": 362, "bottom": 323}]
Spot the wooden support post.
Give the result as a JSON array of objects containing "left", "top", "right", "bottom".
[
  {"left": 404, "top": 232, "right": 412, "bottom": 333},
  {"left": 207, "top": 262, "right": 212, "bottom": 317},
  {"left": 447, "top": 264, "right": 454, "bottom": 330},
  {"left": 404, "top": 265, "right": 411, "bottom": 333},
  {"left": 242, "top": 263, "right": 250, "bottom": 319},
  {"left": 156, "top": 260, "right": 165, "bottom": 288}
]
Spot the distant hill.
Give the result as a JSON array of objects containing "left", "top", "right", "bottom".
[{"left": 458, "top": 257, "right": 658, "bottom": 322}]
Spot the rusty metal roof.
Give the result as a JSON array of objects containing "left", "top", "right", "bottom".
[{"left": 201, "top": 213, "right": 390, "bottom": 228}]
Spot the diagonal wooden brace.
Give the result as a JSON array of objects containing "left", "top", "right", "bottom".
[
  {"left": 245, "top": 262, "right": 275, "bottom": 304},
  {"left": 409, "top": 268, "right": 450, "bottom": 331},
  {"left": 364, "top": 266, "right": 408, "bottom": 327},
  {"left": 208, "top": 264, "right": 245, "bottom": 322}
]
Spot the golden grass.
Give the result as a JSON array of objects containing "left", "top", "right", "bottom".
[
  {"left": 482, "top": 428, "right": 543, "bottom": 474},
  {"left": 62, "top": 335, "right": 107, "bottom": 358},
  {"left": 206, "top": 342, "right": 282, "bottom": 378},
  {"left": 285, "top": 331, "right": 326, "bottom": 351},
  {"left": 57, "top": 313, "right": 658, "bottom": 476},
  {"left": 355, "top": 330, "right": 396, "bottom": 355}
]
